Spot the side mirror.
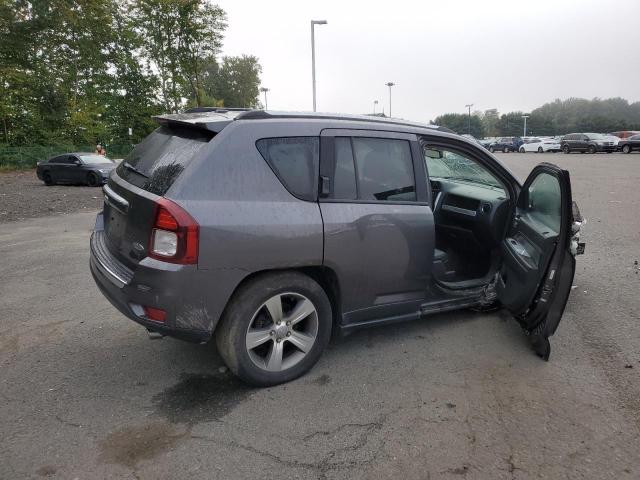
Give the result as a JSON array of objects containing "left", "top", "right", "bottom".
[
  {"left": 424, "top": 148, "right": 443, "bottom": 159},
  {"left": 74, "top": 159, "right": 81, "bottom": 166}
]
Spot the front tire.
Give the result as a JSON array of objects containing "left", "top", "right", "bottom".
[
  {"left": 503, "top": 146, "right": 509, "bottom": 153},
  {"left": 538, "top": 147, "right": 544, "bottom": 153},
  {"left": 622, "top": 145, "right": 631, "bottom": 154},
  {"left": 43, "top": 172, "right": 54, "bottom": 186},
  {"left": 588, "top": 145, "right": 596, "bottom": 154},
  {"left": 562, "top": 145, "right": 570, "bottom": 154},
  {"left": 519, "top": 147, "right": 525, "bottom": 153},
  {"left": 489, "top": 146, "right": 495, "bottom": 153},
  {"left": 87, "top": 172, "right": 100, "bottom": 187},
  {"left": 216, "top": 271, "right": 332, "bottom": 387}
]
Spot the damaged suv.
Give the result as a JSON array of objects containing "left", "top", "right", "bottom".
[{"left": 90, "top": 109, "right": 584, "bottom": 386}]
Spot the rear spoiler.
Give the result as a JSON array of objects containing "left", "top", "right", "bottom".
[
  {"left": 152, "top": 111, "right": 246, "bottom": 134},
  {"left": 152, "top": 115, "right": 228, "bottom": 134}
]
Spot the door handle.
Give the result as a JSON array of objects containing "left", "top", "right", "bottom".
[{"left": 319, "top": 176, "right": 331, "bottom": 197}]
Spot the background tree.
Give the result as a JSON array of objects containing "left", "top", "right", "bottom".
[
  {"left": 132, "top": 0, "right": 227, "bottom": 112},
  {"left": 202, "top": 55, "right": 262, "bottom": 108},
  {"left": 432, "top": 113, "right": 485, "bottom": 138},
  {"left": 0, "top": 0, "right": 263, "bottom": 151}
]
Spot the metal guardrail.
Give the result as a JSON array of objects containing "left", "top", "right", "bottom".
[{"left": 0, "top": 145, "right": 134, "bottom": 168}]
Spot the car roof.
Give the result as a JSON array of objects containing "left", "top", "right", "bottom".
[
  {"left": 49, "top": 152, "right": 95, "bottom": 158},
  {"left": 153, "top": 109, "right": 454, "bottom": 135}
]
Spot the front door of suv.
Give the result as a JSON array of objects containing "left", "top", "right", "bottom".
[{"left": 319, "top": 129, "right": 434, "bottom": 326}]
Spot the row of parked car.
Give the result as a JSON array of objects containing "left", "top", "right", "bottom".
[{"left": 467, "top": 131, "right": 640, "bottom": 154}]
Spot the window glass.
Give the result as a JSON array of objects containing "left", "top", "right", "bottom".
[
  {"left": 527, "top": 172, "right": 561, "bottom": 232},
  {"left": 118, "top": 125, "right": 213, "bottom": 196},
  {"left": 351, "top": 137, "right": 416, "bottom": 202},
  {"left": 80, "top": 154, "right": 114, "bottom": 165},
  {"left": 422, "top": 146, "right": 505, "bottom": 191},
  {"left": 333, "top": 137, "right": 357, "bottom": 200},
  {"left": 257, "top": 137, "right": 319, "bottom": 201},
  {"left": 630, "top": 134, "right": 640, "bottom": 141}
]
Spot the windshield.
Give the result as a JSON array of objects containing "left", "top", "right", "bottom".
[
  {"left": 424, "top": 148, "right": 504, "bottom": 189},
  {"left": 80, "top": 154, "right": 114, "bottom": 165}
]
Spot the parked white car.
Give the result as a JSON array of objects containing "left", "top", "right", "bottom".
[
  {"left": 519, "top": 137, "right": 561, "bottom": 153},
  {"left": 603, "top": 135, "right": 620, "bottom": 147}
]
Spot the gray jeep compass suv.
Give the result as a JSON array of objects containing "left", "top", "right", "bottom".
[{"left": 90, "top": 109, "right": 584, "bottom": 386}]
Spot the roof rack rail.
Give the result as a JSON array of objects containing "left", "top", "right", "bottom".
[
  {"left": 183, "top": 107, "right": 252, "bottom": 114},
  {"left": 234, "top": 110, "right": 452, "bottom": 132}
]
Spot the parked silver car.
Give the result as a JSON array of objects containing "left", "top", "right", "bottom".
[{"left": 90, "top": 109, "right": 584, "bottom": 386}]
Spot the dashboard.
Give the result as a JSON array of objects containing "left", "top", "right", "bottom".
[{"left": 431, "top": 178, "right": 511, "bottom": 248}]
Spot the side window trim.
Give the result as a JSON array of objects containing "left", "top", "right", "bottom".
[
  {"left": 256, "top": 136, "right": 320, "bottom": 202},
  {"left": 319, "top": 129, "right": 427, "bottom": 205},
  {"left": 418, "top": 135, "right": 515, "bottom": 201},
  {"left": 349, "top": 137, "right": 361, "bottom": 200}
]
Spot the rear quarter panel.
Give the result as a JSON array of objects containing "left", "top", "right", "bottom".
[{"left": 169, "top": 120, "right": 325, "bottom": 273}]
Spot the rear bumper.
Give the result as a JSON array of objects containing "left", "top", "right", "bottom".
[{"left": 89, "top": 213, "right": 216, "bottom": 343}]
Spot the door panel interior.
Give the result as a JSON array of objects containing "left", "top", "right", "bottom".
[
  {"left": 496, "top": 212, "right": 557, "bottom": 315},
  {"left": 496, "top": 163, "right": 576, "bottom": 359}
]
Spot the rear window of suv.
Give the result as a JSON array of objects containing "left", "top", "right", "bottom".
[
  {"left": 117, "top": 125, "right": 213, "bottom": 195},
  {"left": 256, "top": 137, "right": 319, "bottom": 201}
]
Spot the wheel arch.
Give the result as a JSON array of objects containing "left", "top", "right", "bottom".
[{"left": 213, "top": 265, "right": 343, "bottom": 335}]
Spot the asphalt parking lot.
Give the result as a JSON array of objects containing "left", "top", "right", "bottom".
[{"left": 1, "top": 152, "right": 639, "bottom": 479}]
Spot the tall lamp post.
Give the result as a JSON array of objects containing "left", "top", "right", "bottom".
[
  {"left": 311, "top": 20, "right": 327, "bottom": 112},
  {"left": 373, "top": 100, "right": 378, "bottom": 114},
  {"left": 260, "top": 87, "right": 269, "bottom": 110},
  {"left": 522, "top": 114, "right": 530, "bottom": 137},
  {"left": 386, "top": 82, "right": 395, "bottom": 117},
  {"left": 465, "top": 103, "right": 474, "bottom": 135}
]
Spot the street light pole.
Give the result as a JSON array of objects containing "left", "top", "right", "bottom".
[
  {"left": 260, "top": 87, "right": 269, "bottom": 110},
  {"left": 522, "top": 115, "right": 530, "bottom": 137},
  {"left": 373, "top": 100, "right": 378, "bottom": 114},
  {"left": 311, "top": 20, "right": 327, "bottom": 112},
  {"left": 465, "top": 103, "right": 474, "bottom": 135},
  {"left": 386, "top": 82, "right": 395, "bottom": 117}
]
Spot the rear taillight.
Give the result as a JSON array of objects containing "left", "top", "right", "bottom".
[
  {"left": 143, "top": 306, "right": 166, "bottom": 322},
  {"left": 149, "top": 198, "right": 199, "bottom": 264}
]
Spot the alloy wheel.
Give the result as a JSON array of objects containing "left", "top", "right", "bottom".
[{"left": 245, "top": 292, "right": 319, "bottom": 372}]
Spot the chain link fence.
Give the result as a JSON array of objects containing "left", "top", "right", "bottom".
[{"left": 0, "top": 144, "right": 134, "bottom": 169}]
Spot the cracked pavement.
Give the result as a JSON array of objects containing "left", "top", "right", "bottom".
[{"left": 1, "top": 153, "right": 639, "bottom": 479}]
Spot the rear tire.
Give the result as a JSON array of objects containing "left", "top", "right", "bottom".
[
  {"left": 622, "top": 145, "right": 631, "bottom": 154},
  {"left": 503, "top": 146, "right": 509, "bottom": 153},
  {"left": 562, "top": 145, "right": 570, "bottom": 154},
  {"left": 215, "top": 271, "right": 332, "bottom": 387},
  {"left": 43, "top": 172, "right": 54, "bottom": 186},
  {"left": 87, "top": 172, "right": 100, "bottom": 187},
  {"left": 537, "top": 147, "right": 543, "bottom": 153}
]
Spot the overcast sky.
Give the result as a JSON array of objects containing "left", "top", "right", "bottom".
[{"left": 214, "top": 0, "right": 640, "bottom": 123}]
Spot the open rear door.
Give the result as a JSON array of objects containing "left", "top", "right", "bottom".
[{"left": 496, "top": 163, "right": 583, "bottom": 360}]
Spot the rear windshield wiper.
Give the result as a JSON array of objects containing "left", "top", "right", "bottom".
[{"left": 122, "top": 161, "right": 149, "bottom": 178}]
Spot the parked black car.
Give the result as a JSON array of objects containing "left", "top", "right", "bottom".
[
  {"left": 560, "top": 133, "right": 617, "bottom": 154},
  {"left": 488, "top": 137, "right": 523, "bottom": 153},
  {"left": 618, "top": 134, "right": 640, "bottom": 154},
  {"left": 36, "top": 153, "right": 116, "bottom": 186}
]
